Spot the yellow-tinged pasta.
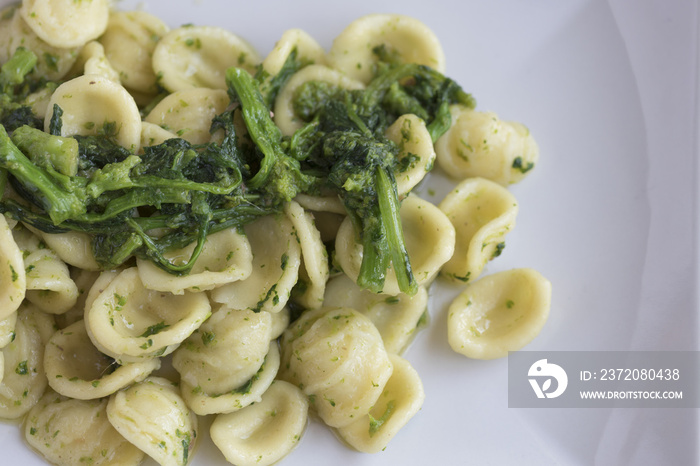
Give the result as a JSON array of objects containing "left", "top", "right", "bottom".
[
  {"left": 172, "top": 306, "right": 273, "bottom": 397},
  {"left": 386, "top": 114, "right": 436, "bottom": 196},
  {"left": 0, "top": 303, "right": 54, "bottom": 419},
  {"left": 67, "top": 40, "right": 120, "bottom": 82},
  {"left": 262, "top": 28, "right": 326, "bottom": 77},
  {"left": 45, "top": 320, "right": 160, "bottom": 400},
  {"left": 140, "top": 121, "right": 177, "bottom": 148},
  {"left": 99, "top": 10, "right": 170, "bottom": 94},
  {"left": 210, "top": 215, "right": 301, "bottom": 314},
  {"left": 447, "top": 268, "right": 552, "bottom": 359},
  {"left": 34, "top": 229, "right": 101, "bottom": 271},
  {"left": 106, "top": 376, "right": 198, "bottom": 466},
  {"left": 54, "top": 268, "right": 99, "bottom": 329},
  {"left": 144, "top": 87, "right": 229, "bottom": 144},
  {"left": 0, "top": 311, "right": 17, "bottom": 349},
  {"left": 24, "top": 247, "right": 79, "bottom": 315},
  {"left": 137, "top": 227, "right": 253, "bottom": 294},
  {"left": 335, "top": 194, "right": 455, "bottom": 295},
  {"left": 438, "top": 177, "right": 518, "bottom": 283},
  {"left": 20, "top": 0, "right": 110, "bottom": 48},
  {"left": 0, "top": 213, "right": 25, "bottom": 320},
  {"left": 24, "top": 390, "right": 145, "bottom": 466},
  {"left": 153, "top": 25, "right": 260, "bottom": 93},
  {"left": 210, "top": 380, "right": 308, "bottom": 466},
  {"left": 335, "top": 354, "right": 424, "bottom": 453},
  {"left": 0, "top": 4, "right": 79, "bottom": 80},
  {"left": 274, "top": 64, "right": 364, "bottom": 136},
  {"left": 269, "top": 306, "right": 291, "bottom": 339},
  {"left": 293, "top": 192, "right": 346, "bottom": 215},
  {"left": 327, "top": 13, "right": 445, "bottom": 84},
  {"left": 279, "top": 307, "right": 393, "bottom": 429},
  {"left": 181, "top": 342, "right": 280, "bottom": 416},
  {"left": 85, "top": 267, "right": 211, "bottom": 363},
  {"left": 323, "top": 274, "right": 428, "bottom": 354},
  {"left": 284, "top": 201, "right": 329, "bottom": 310},
  {"left": 44, "top": 74, "right": 142, "bottom": 153},
  {"left": 435, "top": 105, "right": 540, "bottom": 185}
]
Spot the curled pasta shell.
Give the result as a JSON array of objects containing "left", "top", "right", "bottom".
[
  {"left": 323, "top": 274, "right": 428, "bottom": 354},
  {"left": 327, "top": 14, "right": 446, "bottom": 84},
  {"left": 181, "top": 342, "right": 280, "bottom": 416},
  {"left": 210, "top": 215, "right": 301, "bottom": 314},
  {"left": 68, "top": 41, "right": 120, "bottom": 82},
  {"left": 153, "top": 25, "right": 260, "bottom": 92},
  {"left": 85, "top": 267, "right": 211, "bottom": 363},
  {"left": 24, "top": 390, "right": 145, "bottom": 466},
  {"left": 438, "top": 177, "right": 518, "bottom": 283},
  {"left": 274, "top": 64, "right": 364, "bottom": 136},
  {"left": 137, "top": 227, "right": 253, "bottom": 294},
  {"left": 0, "top": 311, "right": 17, "bottom": 349},
  {"left": 99, "top": 10, "right": 170, "bottom": 94},
  {"left": 386, "top": 114, "right": 436, "bottom": 196},
  {"left": 24, "top": 248, "right": 79, "bottom": 315},
  {"left": 45, "top": 320, "right": 160, "bottom": 400},
  {"left": 45, "top": 74, "right": 142, "bottom": 153},
  {"left": 140, "top": 121, "right": 177, "bottom": 148},
  {"left": 336, "top": 354, "right": 425, "bottom": 453},
  {"left": 0, "top": 213, "right": 25, "bottom": 320},
  {"left": 435, "top": 105, "right": 540, "bottom": 185},
  {"left": 262, "top": 28, "right": 327, "bottom": 77},
  {"left": 447, "top": 268, "right": 552, "bottom": 359},
  {"left": 34, "top": 229, "right": 101, "bottom": 271},
  {"left": 335, "top": 194, "right": 455, "bottom": 295},
  {"left": 279, "top": 307, "right": 393, "bottom": 428},
  {"left": 20, "top": 0, "right": 110, "bottom": 48},
  {"left": 210, "top": 380, "right": 308, "bottom": 466},
  {"left": 0, "top": 303, "right": 54, "bottom": 419},
  {"left": 107, "top": 376, "right": 198, "bottom": 466},
  {"left": 144, "top": 87, "right": 229, "bottom": 144}
]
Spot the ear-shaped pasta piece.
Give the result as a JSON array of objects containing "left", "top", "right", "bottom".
[
  {"left": 335, "top": 354, "right": 424, "bottom": 453},
  {"left": 153, "top": 25, "right": 260, "bottom": 92},
  {"left": 173, "top": 306, "right": 273, "bottom": 397},
  {"left": 20, "top": 0, "right": 109, "bottom": 48},
  {"left": 0, "top": 311, "right": 17, "bottom": 349},
  {"left": 279, "top": 307, "right": 393, "bottom": 428},
  {"left": 137, "top": 227, "right": 253, "bottom": 294},
  {"left": 54, "top": 268, "right": 99, "bottom": 329},
  {"left": 45, "top": 320, "right": 160, "bottom": 400},
  {"left": 107, "top": 376, "right": 198, "bottom": 466},
  {"left": 34, "top": 229, "right": 101, "bottom": 271},
  {"left": 269, "top": 307, "right": 290, "bottom": 340},
  {"left": 0, "top": 214, "right": 25, "bottom": 320},
  {"left": 386, "top": 114, "right": 436, "bottom": 196},
  {"left": 447, "top": 268, "right": 552, "bottom": 359},
  {"left": 24, "top": 390, "right": 145, "bottom": 466},
  {"left": 44, "top": 74, "right": 142, "bottom": 153},
  {"left": 435, "top": 106, "right": 540, "bottom": 186},
  {"left": 210, "top": 380, "right": 308, "bottom": 466},
  {"left": 0, "top": 303, "right": 54, "bottom": 419},
  {"left": 327, "top": 14, "right": 446, "bottom": 84},
  {"left": 24, "top": 248, "right": 79, "bottom": 315},
  {"left": 438, "top": 177, "right": 518, "bottom": 283},
  {"left": 181, "top": 342, "right": 280, "bottom": 416},
  {"left": 85, "top": 267, "right": 211, "bottom": 363},
  {"left": 0, "top": 5, "right": 79, "bottom": 80},
  {"left": 67, "top": 41, "right": 120, "bottom": 82},
  {"left": 210, "top": 215, "right": 301, "bottom": 314},
  {"left": 140, "top": 121, "right": 178, "bottom": 148},
  {"left": 274, "top": 64, "right": 364, "bottom": 136},
  {"left": 144, "top": 88, "right": 229, "bottom": 144},
  {"left": 335, "top": 194, "right": 455, "bottom": 295},
  {"left": 262, "top": 28, "right": 327, "bottom": 77},
  {"left": 323, "top": 274, "right": 428, "bottom": 354},
  {"left": 99, "top": 10, "right": 170, "bottom": 94},
  {"left": 293, "top": 192, "right": 346, "bottom": 215},
  {"left": 285, "top": 201, "right": 329, "bottom": 310}
]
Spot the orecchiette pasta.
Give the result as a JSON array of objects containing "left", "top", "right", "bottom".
[
  {"left": 85, "top": 267, "right": 211, "bottom": 363},
  {"left": 210, "top": 380, "right": 308, "bottom": 466},
  {"left": 20, "top": 0, "right": 110, "bottom": 48},
  {"left": 386, "top": 114, "right": 436, "bottom": 197},
  {"left": 67, "top": 41, "right": 120, "bottom": 83},
  {"left": 33, "top": 230, "right": 101, "bottom": 271},
  {"left": 24, "top": 390, "right": 145, "bottom": 466},
  {"left": 261, "top": 28, "right": 327, "bottom": 76},
  {"left": 438, "top": 177, "right": 519, "bottom": 283},
  {"left": 435, "top": 105, "right": 540, "bottom": 186},
  {"left": 0, "top": 310, "right": 17, "bottom": 349},
  {"left": 327, "top": 13, "right": 446, "bottom": 84},
  {"left": 335, "top": 193, "right": 456, "bottom": 295},
  {"left": 23, "top": 247, "right": 79, "bottom": 314},
  {"left": 0, "top": 213, "right": 25, "bottom": 320},
  {"left": 447, "top": 268, "right": 552, "bottom": 359},
  {"left": 106, "top": 376, "right": 198, "bottom": 466},
  {"left": 153, "top": 25, "right": 260, "bottom": 93}
]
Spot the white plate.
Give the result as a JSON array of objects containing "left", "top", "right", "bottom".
[{"left": 1, "top": 0, "right": 697, "bottom": 465}]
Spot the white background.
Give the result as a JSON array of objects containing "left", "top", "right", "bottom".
[{"left": 0, "top": 0, "right": 697, "bottom": 465}]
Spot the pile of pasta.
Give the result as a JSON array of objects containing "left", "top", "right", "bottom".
[{"left": 0, "top": 1, "right": 551, "bottom": 466}]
